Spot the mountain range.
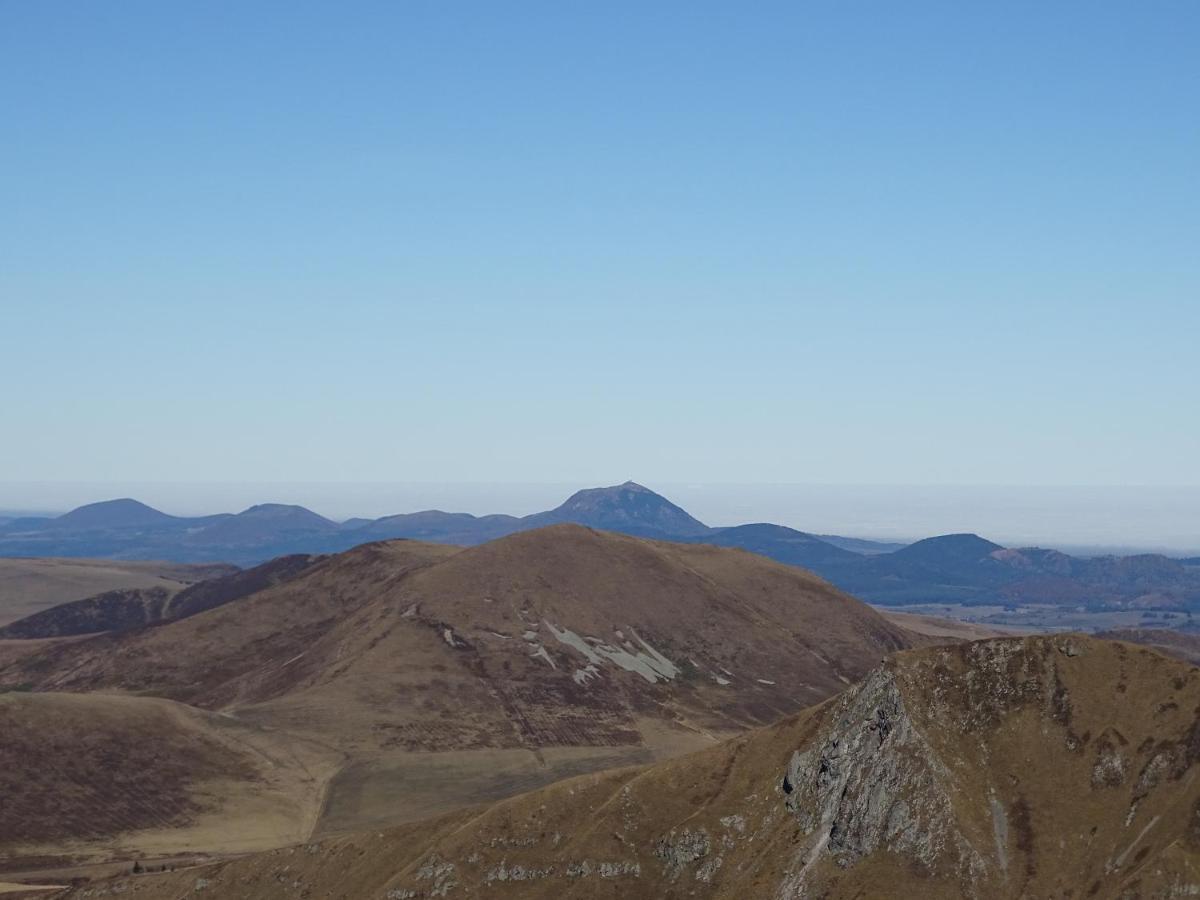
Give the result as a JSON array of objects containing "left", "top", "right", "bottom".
[
  {"left": 2, "top": 482, "right": 1197, "bottom": 612},
  {"left": 3, "top": 512, "right": 1199, "bottom": 897},
  {"left": 0, "top": 483, "right": 720, "bottom": 563}
]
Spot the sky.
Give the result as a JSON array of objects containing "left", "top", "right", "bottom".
[{"left": 2, "top": 3, "right": 1198, "bottom": 505}]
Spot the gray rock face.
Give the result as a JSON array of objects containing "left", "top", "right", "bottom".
[
  {"left": 781, "top": 667, "right": 986, "bottom": 893},
  {"left": 654, "top": 828, "right": 711, "bottom": 880}
]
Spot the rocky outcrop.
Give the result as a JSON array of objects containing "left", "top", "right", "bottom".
[
  {"left": 780, "top": 666, "right": 986, "bottom": 894},
  {"left": 654, "top": 828, "right": 711, "bottom": 879}
]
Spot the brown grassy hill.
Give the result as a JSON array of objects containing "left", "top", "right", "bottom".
[
  {"left": 0, "top": 539, "right": 463, "bottom": 707},
  {"left": 0, "top": 559, "right": 235, "bottom": 628},
  {"left": 76, "top": 635, "right": 1200, "bottom": 900},
  {"left": 1, "top": 527, "right": 911, "bottom": 741},
  {"left": 0, "top": 527, "right": 915, "bottom": 841},
  {"left": 0, "top": 692, "right": 339, "bottom": 874}
]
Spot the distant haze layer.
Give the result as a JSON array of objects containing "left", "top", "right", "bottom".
[{"left": 1, "top": 483, "right": 1196, "bottom": 556}]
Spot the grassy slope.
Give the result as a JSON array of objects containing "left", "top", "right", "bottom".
[
  {"left": 0, "top": 692, "right": 339, "bottom": 872},
  {"left": 67, "top": 636, "right": 1199, "bottom": 899}
]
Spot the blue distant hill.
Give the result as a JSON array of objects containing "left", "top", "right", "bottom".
[{"left": 1, "top": 483, "right": 1196, "bottom": 611}]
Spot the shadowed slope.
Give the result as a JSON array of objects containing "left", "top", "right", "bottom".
[
  {"left": 0, "top": 558, "right": 235, "bottom": 628},
  {"left": 0, "top": 554, "right": 321, "bottom": 639},
  {"left": 0, "top": 586, "right": 174, "bottom": 639}
]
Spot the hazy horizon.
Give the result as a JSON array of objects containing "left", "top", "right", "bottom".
[{"left": 3, "top": 481, "right": 1197, "bottom": 556}]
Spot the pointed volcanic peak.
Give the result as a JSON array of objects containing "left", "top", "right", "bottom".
[
  {"left": 94, "top": 635, "right": 1200, "bottom": 899},
  {"left": 524, "top": 480, "right": 712, "bottom": 538},
  {"left": 52, "top": 498, "right": 177, "bottom": 530}
]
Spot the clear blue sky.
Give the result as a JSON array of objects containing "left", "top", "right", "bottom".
[{"left": 2, "top": 2, "right": 1197, "bottom": 487}]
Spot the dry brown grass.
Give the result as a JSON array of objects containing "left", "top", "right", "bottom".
[
  {"left": 67, "top": 635, "right": 1199, "bottom": 899},
  {"left": 0, "top": 692, "right": 340, "bottom": 872}
]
